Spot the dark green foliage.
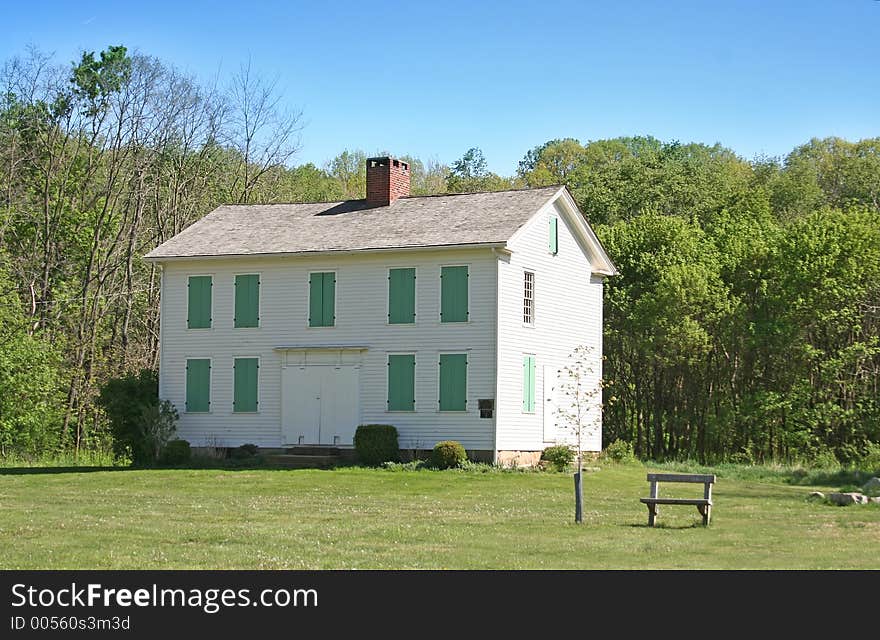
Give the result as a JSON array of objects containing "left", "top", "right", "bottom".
[
  {"left": 229, "top": 443, "right": 260, "bottom": 460},
  {"left": 354, "top": 425, "right": 400, "bottom": 466},
  {"left": 541, "top": 445, "right": 575, "bottom": 471},
  {"left": 431, "top": 441, "right": 468, "bottom": 469},
  {"left": 600, "top": 440, "right": 637, "bottom": 463},
  {"left": 96, "top": 370, "right": 162, "bottom": 464},
  {"left": 0, "top": 256, "right": 64, "bottom": 457},
  {"left": 159, "top": 440, "right": 191, "bottom": 465}
]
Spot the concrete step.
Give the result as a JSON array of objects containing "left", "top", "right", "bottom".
[{"left": 263, "top": 454, "right": 340, "bottom": 469}]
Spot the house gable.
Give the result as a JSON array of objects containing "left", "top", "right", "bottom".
[{"left": 506, "top": 186, "right": 617, "bottom": 276}]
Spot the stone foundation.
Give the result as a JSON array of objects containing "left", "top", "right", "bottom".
[
  {"left": 496, "top": 450, "right": 543, "bottom": 468},
  {"left": 398, "top": 449, "right": 494, "bottom": 463}
]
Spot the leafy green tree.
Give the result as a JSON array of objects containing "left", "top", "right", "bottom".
[
  {"left": 446, "top": 147, "right": 512, "bottom": 193},
  {"left": 0, "top": 256, "right": 62, "bottom": 456},
  {"left": 517, "top": 138, "right": 586, "bottom": 186},
  {"left": 326, "top": 149, "right": 367, "bottom": 198}
]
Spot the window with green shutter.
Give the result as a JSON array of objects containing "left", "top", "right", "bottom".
[
  {"left": 234, "top": 274, "right": 260, "bottom": 328},
  {"left": 549, "top": 217, "right": 558, "bottom": 255},
  {"left": 309, "top": 272, "right": 336, "bottom": 327},
  {"left": 440, "top": 266, "right": 468, "bottom": 323},
  {"left": 439, "top": 353, "right": 467, "bottom": 411},
  {"left": 388, "top": 268, "right": 416, "bottom": 324},
  {"left": 522, "top": 355, "right": 536, "bottom": 413},
  {"left": 233, "top": 357, "right": 259, "bottom": 413},
  {"left": 187, "top": 275, "right": 212, "bottom": 329},
  {"left": 388, "top": 354, "right": 415, "bottom": 411},
  {"left": 185, "top": 358, "right": 211, "bottom": 412}
]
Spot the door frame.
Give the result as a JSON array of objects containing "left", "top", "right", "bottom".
[{"left": 276, "top": 346, "right": 367, "bottom": 446}]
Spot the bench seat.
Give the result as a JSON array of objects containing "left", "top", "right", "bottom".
[{"left": 640, "top": 497, "right": 712, "bottom": 506}]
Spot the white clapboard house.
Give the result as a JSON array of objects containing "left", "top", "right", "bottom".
[{"left": 145, "top": 157, "right": 617, "bottom": 463}]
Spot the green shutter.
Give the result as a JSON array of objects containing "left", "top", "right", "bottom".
[
  {"left": 549, "top": 217, "right": 558, "bottom": 255},
  {"left": 388, "top": 268, "right": 416, "bottom": 324},
  {"left": 185, "top": 359, "right": 210, "bottom": 412},
  {"left": 523, "top": 355, "right": 536, "bottom": 412},
  {"left": 388, "top": 354, "right": 415, "bottom": 411},
  {"left": 233, "top": 357, "right": 259, "bottom": 412},
  {"left": 309, "top": 272, "right": 335, "bottom": 327},
  {"left": 439, "top": 353, "right": 467, "bottom": 411},
  {"left": 309, "top": 272, "right": 322, "bottom": 327},
  {"left": 322, "top": 272, "right": 336, "bottom": 326},
  {"left": 234, "top": 274, "right": 260, "bottom": 328},
  {"left": 440, "top": 266, "right": 468, "bottom": 323},
  {"left": 187, "top": 276, "right": 212, "bottom": 329}
]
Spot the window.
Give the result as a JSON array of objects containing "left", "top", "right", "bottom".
[
  {"left": 185, "top": 358, "right": 211, "bottom": 412},
  {"left": 233, "top": 357, "right": 259, "bottom": 413},
  {"left": 549, "top": 217, "right": 558, "bottom": 255},
  {"left": 187, "top": 275, "right": 212, "bottom": 329},
  {"left": 309, "top": 272, "right": 336, "bottom": 327},
  {"left": 439, "top": 353, "right": 467, "bottom": 411},
  {"left": 440, "top": 265, "right": 468, "bottom": 323},
  {"left": 234, "top": 274, "right": 260, "bottom": 328},
  {"left": 523, "top": 271, "right": 534, "bottom": 325},
  {"left": 522, "top": 355, "right": 536, "bottom": 413},
  {"left": 388, "top": 268, "right": 416, "bottom": 324},
  {"left": 387, "top": 354, "right": 415, "bottom": 411}
]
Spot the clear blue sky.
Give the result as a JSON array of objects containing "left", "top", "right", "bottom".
[{"left": 4, "top": 0, "right": 878, "bottom": 174}]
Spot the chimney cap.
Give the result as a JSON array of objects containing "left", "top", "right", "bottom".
[{"left": 367, "top": 156, "right": 409, "bottom": 171}]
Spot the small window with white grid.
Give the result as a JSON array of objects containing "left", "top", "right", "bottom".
[{"left": 523, "top": 271, "right": 534, "bottom": 325}]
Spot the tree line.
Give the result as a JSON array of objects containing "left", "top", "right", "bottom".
[{"left": 1, "top": 45, "right": 878, "bottom": 464}]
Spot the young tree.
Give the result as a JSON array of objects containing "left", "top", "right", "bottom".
[{"left": 556, "top": 345, "right": 603, "bottom": 523}]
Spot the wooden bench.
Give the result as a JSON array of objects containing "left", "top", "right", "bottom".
[{"left": 640, "top": 473, "right": 716, "bottom": 527}]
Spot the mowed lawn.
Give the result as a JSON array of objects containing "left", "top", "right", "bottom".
[{"left": 1, "top": 464, "right": 877, "bottom": 569}]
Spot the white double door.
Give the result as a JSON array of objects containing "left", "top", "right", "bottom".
[{"left": 282, "top": 365, "right": 360, "bottom": 445}]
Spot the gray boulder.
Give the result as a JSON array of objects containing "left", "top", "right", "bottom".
[
  {"left": 861, "top": 477, "right": 880, "bottom": 496},
  {"left": 827, "top": 492, "right": 868, "bottom": 506}
]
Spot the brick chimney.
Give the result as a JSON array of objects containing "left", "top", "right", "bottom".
[{"left": 366, "top": 156, "right": 410, "bottom": 207}]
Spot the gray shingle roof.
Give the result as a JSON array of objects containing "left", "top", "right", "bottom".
[{"left": 144, "top": 186, "right": 561, "bottom": 259}]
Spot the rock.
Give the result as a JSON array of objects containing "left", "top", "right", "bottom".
[
  {"left": 827, "top": 492, "right": 868, "bottom": 506},
  {"left": 808, "top": 491, "right": 825, "bottom": 500},
  {"left": 861, "top": 477, "right": 880, "bottom": 496}
]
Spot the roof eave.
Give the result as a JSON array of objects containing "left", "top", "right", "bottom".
[{"left": 143, "top": 241, "right": 508, "bottom": 263}]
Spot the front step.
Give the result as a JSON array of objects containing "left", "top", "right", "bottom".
[
  {"left": 284, "top": 446, "right": 341, "bottom": 456},
  {"left": 263, "top": 453, "right": 340, "bottom": 469}
]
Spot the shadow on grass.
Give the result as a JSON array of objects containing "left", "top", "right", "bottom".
[
  {"left": 0, "top": 460, "right": 350, "bottom": 475},
  {"left": 624, "top": 522, "right": 707, "bottom": 530}
]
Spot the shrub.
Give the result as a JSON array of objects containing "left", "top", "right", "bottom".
[
  {"left": 159, "top": 439, "right": 191, "bottom": 465},
  {"left": 97, "top": 369, "right": 162, "bottom": 464},
  {"left": 229, "top": 443, "right": 260, "bottom": 459},
  {"left": 728, "top": 451, "right": 755, "bottom": 465},
  {"left": 599, "top": 439, "right": 637, "bottom": 463},
  {"left": 354, "top": 424, "right": 400, "bottom": 466},
  {"left": 431, "top": 440, "right": 467, "bottom": 469},
  {"left": 137, "top": 399, "right": 179, "bottom": 463},
  {"left": 810, "top": 448, "right": 841, "bottom": 471},
  {"left": 859, "top": 443, "right": 880, "bottom": 475},
  {"left": 541, "top": 445, "right": 574, "bottom": 471}
]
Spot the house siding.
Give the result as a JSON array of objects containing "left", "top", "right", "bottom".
[
  {"left": 158, "top": 248, "right": 497, "bottom": 450},
  {"left": 495, "top": 199, "right": 604, "bottom": 452}
]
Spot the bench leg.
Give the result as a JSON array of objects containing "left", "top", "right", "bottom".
[
  {"left": 647, "top": 503, "right": 657, "bottom": 527},
  {"left": 697, "top": 504, "right": 710, "bottom": 526}
]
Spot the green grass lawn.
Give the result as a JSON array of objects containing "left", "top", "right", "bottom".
[{"left": 1, "top": 463, "right": 877, "bottom": 569}]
